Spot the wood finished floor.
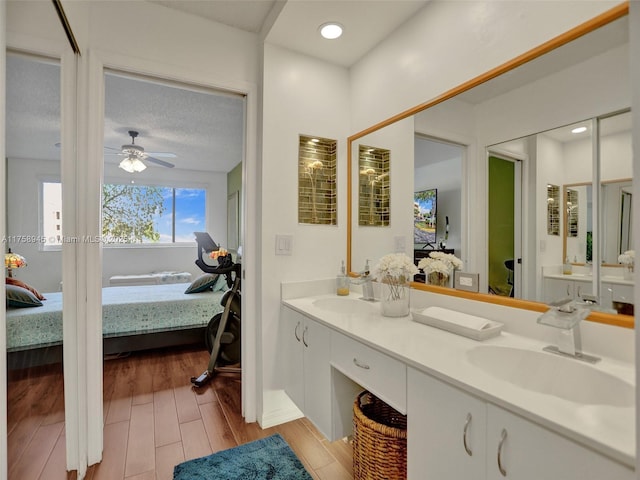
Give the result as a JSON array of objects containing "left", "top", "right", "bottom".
[{"left": 7, "top": 345, "right": 353, "bottom": 480}]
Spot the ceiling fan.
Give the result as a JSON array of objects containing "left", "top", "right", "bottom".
[{"left": 105, "top": 130, "right": 176, "bottom": 172}]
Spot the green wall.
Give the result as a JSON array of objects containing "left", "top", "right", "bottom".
[
  {"left": 488, "top": 156, "right": 514, "bottom": 295},
  {"left": 227, "top": 162, "right": 243, "bottom": 252}
]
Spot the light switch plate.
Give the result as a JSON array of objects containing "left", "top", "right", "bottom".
[
  {"left": 275, "top": 234, "right": 293, "bottom": 255},
  {"left": 454, "top": 271, "right": 479, "bottom": 292},
  {"left": 394, "top": 235, "right": 406, "bottom": 252}
]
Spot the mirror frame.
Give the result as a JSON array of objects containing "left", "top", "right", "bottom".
[{"left": 346, "top": 2, "right": 633, "bottom": 329}]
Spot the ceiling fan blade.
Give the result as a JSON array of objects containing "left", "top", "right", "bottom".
[
  {"left": 145, "top": 156, "right": 175, "bottom": 168},
  {"left": 145, "top": 152, "right": 177, "bottom": 158},
  {"left": 104, "top": 145, "right": 123, "bottom": 152}
]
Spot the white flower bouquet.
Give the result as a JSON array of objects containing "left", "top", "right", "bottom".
[
  {"left": 417, "top": 251, "right": 463, "bottom": 274},
  {"left": 372, "top": 253, "right": 419, "bottom": 284},
  {"left": 618, "top": 250, "right": 635, "bottom": 266},
  {"left": 418, "top": 251, "right": 462, "bottom": 287},
  {"left": 372, "top": 253, "right": 419, "bottom": 308}
]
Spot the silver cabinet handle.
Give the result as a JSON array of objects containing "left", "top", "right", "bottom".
[
  {"left": 294, "top": 321, "right": 301, "bottom": 342},
  {"left": 302, "top": 326, "right": 309, "bottom": 347},
  {"left": 353, "top": 358, "right": 370, "bottom": 370},
  {"left": 463, "top": 413, "right": 473, "bottom": 456},
  {"left": 566, "top": 284, "right": 570, "bottom": 297},
  {"left": 577, "top": 285, "right": 582, "bottom": 298},
  {"left": 497, "top": 428, "right": 508, "bottom": 477}
]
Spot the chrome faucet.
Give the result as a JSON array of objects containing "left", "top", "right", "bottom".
[
  {"left": 351, "top": 260, "right": 376, "bottom": 301},
  {"left": 537, "top": 296, "right": 600, "bottom": 363}
]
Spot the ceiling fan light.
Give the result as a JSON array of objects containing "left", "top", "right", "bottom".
[
  {"left": 131, "top": 158, "right": 147, "bottom": 172},
  {"left": 119, "top": 157, "right": 135, "bottom": 173}
]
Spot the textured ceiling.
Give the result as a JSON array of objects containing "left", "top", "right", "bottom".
[
  {"left": 103, "top": 72, "right": 245, "bottom": 173},
  {"left": 6, "top": 53, "right": 245, "bottom": 174}
]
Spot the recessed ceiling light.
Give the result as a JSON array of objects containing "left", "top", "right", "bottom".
[
  {"left": 571, "top": 126, "right": 587, "bottom": 134},
  {"left": 320, "top": 22, "right": 343, "bottom": 40}
]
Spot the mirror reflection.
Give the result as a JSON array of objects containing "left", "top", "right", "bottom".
[
  {"left": 547, "top": 184, "right": 560, "bottom": 236},
  {"left": 348, "top": 13, "right": 631, "bottom": 323},
  {"left": 358, "top": 145, "right": 390, "bottom": 226}
]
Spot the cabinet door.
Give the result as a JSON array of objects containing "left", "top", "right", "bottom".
[
  {"left": 543, "top": 278, "right": 574, "bottom": 303},
  {"left": 486, "top": 405, "right": 634, "bottom": 480},
  {"left": 302, "top": 317, "right": 332, "bottom": 438},
  {"left": 282, "top": 306, "right": 304, "bottom": 410},
  {"left": 602, "top": 282, "right": 634, "bottom": 305},
  {"left": 407, "top": 368, "right": 486, "bottom": 480},
  {"left": 573, "top": 280, "right": 593, "bottom": 301}
]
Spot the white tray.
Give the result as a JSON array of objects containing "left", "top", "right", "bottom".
[{"left": 411, "top": 309, "right": 503, "bottom": 341}]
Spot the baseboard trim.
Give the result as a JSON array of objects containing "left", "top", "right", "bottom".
[{"left": 260, "top": 389, "right": 304, "bottom": 429}]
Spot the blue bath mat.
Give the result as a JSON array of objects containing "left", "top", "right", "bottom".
[{"left": 173, "top": 433, "right": 313, "bottom": 479}]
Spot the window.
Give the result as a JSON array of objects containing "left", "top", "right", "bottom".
[{"left": 42, "top": 181, "right": 207, "bottom": 246}]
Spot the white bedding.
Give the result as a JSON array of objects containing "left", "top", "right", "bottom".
[{"left": 6, "top": 282, "right": 224, "bottom": 352}]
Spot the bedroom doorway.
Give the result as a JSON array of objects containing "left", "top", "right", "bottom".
[{"left": 100, "top": 70, "right": 247, "bottom": 471}]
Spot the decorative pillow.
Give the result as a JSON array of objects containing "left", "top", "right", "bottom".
[
  {"left": 213, "top": 273, "right": 230, "bottom": 292},
  {"left": 6, "top": 284, "right": 44, "bottom": 308},
  {"left": 184, "top": 273, "right": 219, "bottom": 294},
  {"left": 6, "top": 277, "right": 46, "bottom": 300}
]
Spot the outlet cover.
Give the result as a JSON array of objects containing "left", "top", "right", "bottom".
[{"left": 454, "top": 271, "right": 479, "bottom": 292}]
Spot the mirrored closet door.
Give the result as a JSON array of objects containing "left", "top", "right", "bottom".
[{"left": 5, "top": 51, "right": 67, "bottom": 478}]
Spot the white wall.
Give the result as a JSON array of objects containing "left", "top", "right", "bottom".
[
  {"left": 536, "top": 135, "right": 565, "bottom": 278},
  {"left": 350, "top": 117, "right": 414, "bottom": 271},
  {"left": 261, "top": 43, "right": 350, "bottom": 423},
  {"left": 350, "top": 1, "right": 621, "bottom": 131}
]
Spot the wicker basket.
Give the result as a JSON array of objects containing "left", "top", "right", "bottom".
[{"left": 353, "top": 391, "right": 407, "bottom": 479}]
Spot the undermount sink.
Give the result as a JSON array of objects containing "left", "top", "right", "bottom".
[
  {"left": 312, "top": 297, "right": 377, "bottom": 314},
  {"left": 466, "top": 346, "right": 634, "bottom": 407}
]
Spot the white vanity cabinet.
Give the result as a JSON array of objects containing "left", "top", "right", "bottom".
[
  {"left": 485, "top": 405, "right": 634, "bottom": 480},
  {"left": 542, "top": 276, "right": 593, "bottom": 303},
  {"left": 407, "top": 367, "right": 634, "bottom": 480},
  {"left": 407, "top": 368, "right": 486, "bottom": 480},
  {"left": 602, "top": 281, "right": 634, "bottom": 305},
  {"left": 282, "top": 306, "right": 332, "bottom": 438}
]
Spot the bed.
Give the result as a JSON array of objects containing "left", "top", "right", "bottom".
[{"left": 6, "top": 282, "right": 225, "bottom": 369}]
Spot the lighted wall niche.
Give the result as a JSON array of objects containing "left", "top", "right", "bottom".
[{"left": 298, "top": 135, "right": 337, "bottom": 225}]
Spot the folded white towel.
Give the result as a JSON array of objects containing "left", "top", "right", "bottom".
[{"left": 419, "top": 306, "right": 492, "bottom": 331}]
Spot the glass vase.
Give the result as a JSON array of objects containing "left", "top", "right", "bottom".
[
  {"left": 428, "top": 271, "right": 450, "bottom": 287},
  {"left": 624, "top": 265, "right": 634, "bottom": 281},
  {"left": 381, "top": 275, "right": 410, "bottom": 317}
]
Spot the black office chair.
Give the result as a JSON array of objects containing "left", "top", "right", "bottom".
[{"left": 505, "top": 259, "right": 514, "bottom": 298}]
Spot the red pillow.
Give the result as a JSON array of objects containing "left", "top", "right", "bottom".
[{"left": 6, "top": 277, "right": 46, "bottom": 300}]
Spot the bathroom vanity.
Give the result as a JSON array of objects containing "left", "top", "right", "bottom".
[
  {"left": 281, "top": 282, "right": 635, "bottom": 479},
  {"left": 542, "top": 272, "right": 634, "bottom": 314}
]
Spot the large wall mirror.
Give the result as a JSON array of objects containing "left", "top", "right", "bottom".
[{"left": 347, "top": 3, "right": 633, "bottom": 328}]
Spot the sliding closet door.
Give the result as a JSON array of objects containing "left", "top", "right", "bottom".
[{"left": 5, "top": 51, "right": 67, "bottom": 478}]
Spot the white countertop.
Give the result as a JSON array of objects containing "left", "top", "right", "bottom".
[
  {"left": 544, "top": 273, "right": 634, "bottom": 286},
  {"left": 283, "top": 293, "right": 635, "bottom": 467}
]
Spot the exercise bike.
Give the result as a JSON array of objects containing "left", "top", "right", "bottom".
[{"left": 190, "top": 232, "right": 241, "bottom": 388}]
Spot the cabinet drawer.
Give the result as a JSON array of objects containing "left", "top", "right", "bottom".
[{"left": 331, "top": 331, "right": 406, "bottom": 413}]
